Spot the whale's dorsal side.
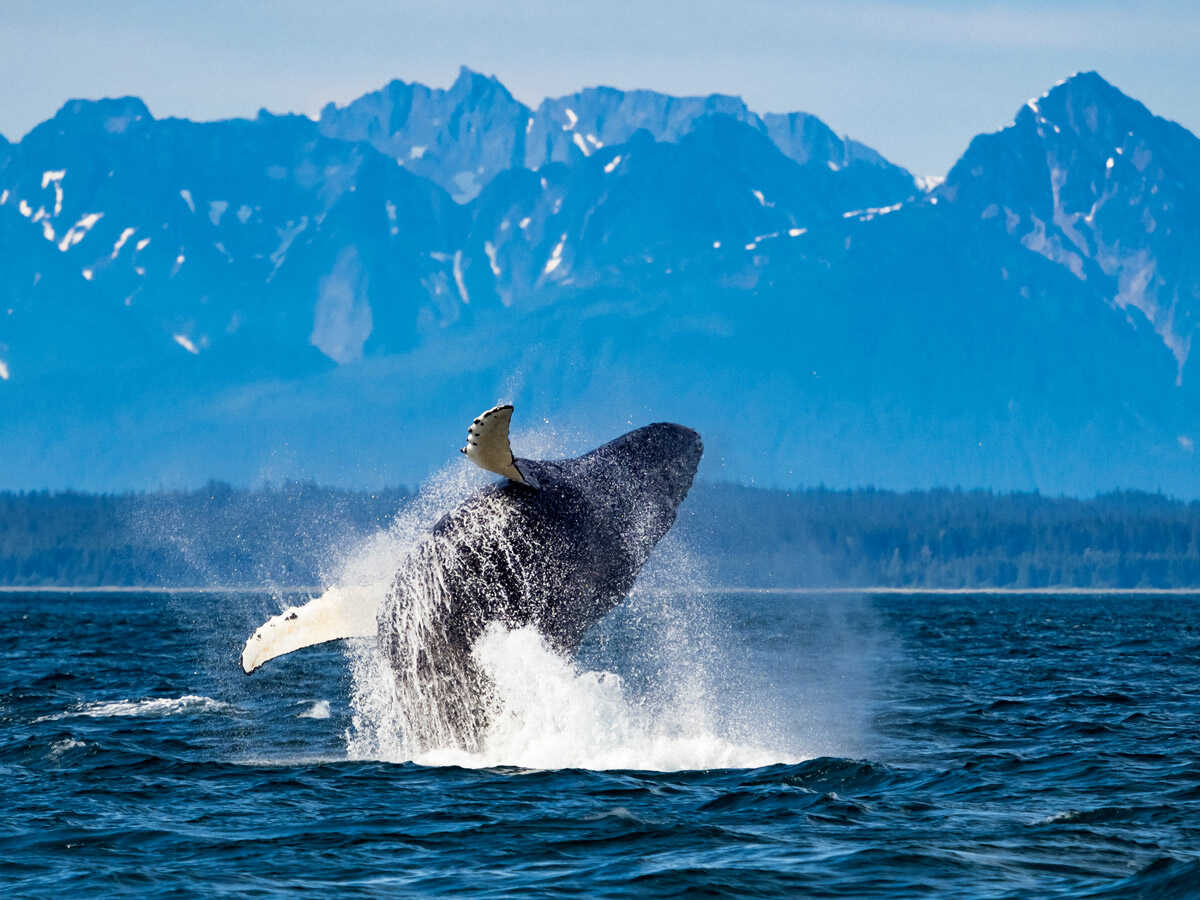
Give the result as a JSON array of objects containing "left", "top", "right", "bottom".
[{"left": 460, "top": 404, "right": 537, "bottom": 487}]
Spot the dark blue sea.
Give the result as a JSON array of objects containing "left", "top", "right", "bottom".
[{"left": 2, "top": 589, "right": 1199, "bottom": 897}]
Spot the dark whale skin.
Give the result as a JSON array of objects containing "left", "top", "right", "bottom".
[{"left": 377, "top": 423, "right": 702, "bottom": 748}]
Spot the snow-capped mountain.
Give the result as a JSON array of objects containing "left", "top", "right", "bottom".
[
  {"left": 0, "top": 70, "right": 1196, "bottom": 494},
  {"left": 939, "top": 71, "right": 1200, "bottom": 384},
  {"left": 317, "top": 66, "right": 914, "bottom": 202}
]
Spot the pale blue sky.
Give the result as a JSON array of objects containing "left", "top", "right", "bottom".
[{"left": 2, "top": 1, "right": 1197, "bottom": 175}]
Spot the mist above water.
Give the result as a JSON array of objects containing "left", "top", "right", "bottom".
[{"left": 319, "top": 426, "right": 816, "bottom": 771}]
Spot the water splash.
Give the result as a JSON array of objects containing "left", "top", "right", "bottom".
[
  {"left": 329, "top": 426, "right": 793, "bottom": 770},
  {"left": 38, "top": 695, "right": 234, "bottom": 721},
  {"left": 298, "top": 700, "right": 331, "bottom": 719},
  {"left": 409, "top": 624, "right": 785, "bottom": 771}
]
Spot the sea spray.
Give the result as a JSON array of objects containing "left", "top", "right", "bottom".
[
  {"left": 331, "top": 423, "right": 790, "bottom": 769},
  {"left": 409, "top": 624, "right": 785, "bottom": 771}
]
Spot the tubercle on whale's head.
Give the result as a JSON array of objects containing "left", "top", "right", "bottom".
[
  {"left": 577, "top": 421, "right": 703, "bottom": 518},
  {"left": 639, "top": 422, "right": 703, "bottom": 505}
]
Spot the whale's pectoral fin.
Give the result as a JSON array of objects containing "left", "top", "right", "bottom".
[
  {"left": 460, "top": 404, "right": 538, "bottom": 487},
  {"left": 241, "top": 586, "right": 380, "bottom": 674}
]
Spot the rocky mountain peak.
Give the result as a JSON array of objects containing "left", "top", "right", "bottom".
[{"left": 941, "top": 71, "right": 1200, "bottom": 379}]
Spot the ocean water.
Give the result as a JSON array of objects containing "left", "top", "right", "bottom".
[{"left": 2, "top": 589, "right": 1199, "bottom": 897}]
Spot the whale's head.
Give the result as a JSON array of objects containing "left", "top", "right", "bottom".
[
  {"left": 612, "top": 422, "right": 703, "bottom": 508},
  {"left": 564, "top": 422, "right": 703, "bottom": 552}
]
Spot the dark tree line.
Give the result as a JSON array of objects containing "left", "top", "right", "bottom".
[
  {"left": 2, "top": 482, "right": 1200, "bottom": 589},
  {"left": 683, "top": 485, "right": 1200, "bottom": 589},
  {"left": 0, "top": 482, "right": 410, "bottom": 587}
]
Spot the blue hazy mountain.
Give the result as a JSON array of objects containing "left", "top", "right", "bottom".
[{"left": 0, "top": 70, "right": 1196, "bottom": 494}]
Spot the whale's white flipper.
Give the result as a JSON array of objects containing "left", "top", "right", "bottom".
[
  {"left": 460, "top": 404, "right": 536, "bottom": 487},
  {"left": 241, "top": 586, "right": 380, "bottom": 674}
]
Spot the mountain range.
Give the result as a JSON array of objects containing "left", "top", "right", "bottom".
[{"left": 0, "top": 68, "right": 1197, "bottom": 495}]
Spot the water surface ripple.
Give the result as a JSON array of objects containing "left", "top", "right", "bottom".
[{"left": 2, "top": 592, "right": 1198, "bottom": 897}]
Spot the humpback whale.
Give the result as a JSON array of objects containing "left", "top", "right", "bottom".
[{"left": 241, "top": 405, "right": 703, "bottom": 749}]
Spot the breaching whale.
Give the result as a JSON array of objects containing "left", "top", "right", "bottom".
[{"left": 241, "top": 405, "right": 703, "bottom": 749}]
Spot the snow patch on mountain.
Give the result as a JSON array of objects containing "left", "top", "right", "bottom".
[
  {"left": 111, "top": 227, "right": 135, "bottom": 258},
  {"left": 311, "top": 247, "right": 372, "bottom": 364},
  {"left": 57, "top": 212, "right": 103, "bottom": 252},
  {"left": 544, "top": 234, "right": 566, "bottom": 275}
]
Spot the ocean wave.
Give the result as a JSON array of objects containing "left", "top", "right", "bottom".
[
  {"left": 47, "top": 738, "right": 87, "bottom": 757},
  {"left": 1085, "top": 857, "right": 1200, "bottom": 899},
  {"left": 36, "top": 695, "right": 234, "bottom": 721},
  {"left": 350, "top": 624, "right": 796, "bottom": 772}
]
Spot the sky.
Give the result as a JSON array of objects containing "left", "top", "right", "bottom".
[{"left": 2, "top": 1, "right": 1198, "bottom": 176}]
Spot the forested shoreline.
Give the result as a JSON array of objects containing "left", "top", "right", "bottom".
[{"left": 2, "top": 482, "right": 1200, "bottom": 589}]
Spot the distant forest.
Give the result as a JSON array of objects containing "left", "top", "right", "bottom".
[{"left": 2, "top": 483, "right": 1200, "bottom": 589}]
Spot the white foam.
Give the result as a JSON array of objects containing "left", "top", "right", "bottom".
[
  {"left": 334, "top": 445, "right": 798, "bottom": 773},
  {"left": 0, "top": 359, "right": 9, "bottom": 381},
  {"left": 173, "top": 333, "right": 199, "bottom": 354},
  {"left": 208, "top": 200, "right": 228, "bottom": 226},
  {"left": 299, "top": 700, "right": 332, "bottom": 719},
  {"left": 39, "top": 695, "right": 231, "bottom": 721},
  {"left": 408, "top": 625, "right": 786, "bottom": 771},
  {"left": 179, "top": 189, "right": 195, "bottom": 213},
  {"left": 604, "top": 154, "right": 622, "bottom": 174}
]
